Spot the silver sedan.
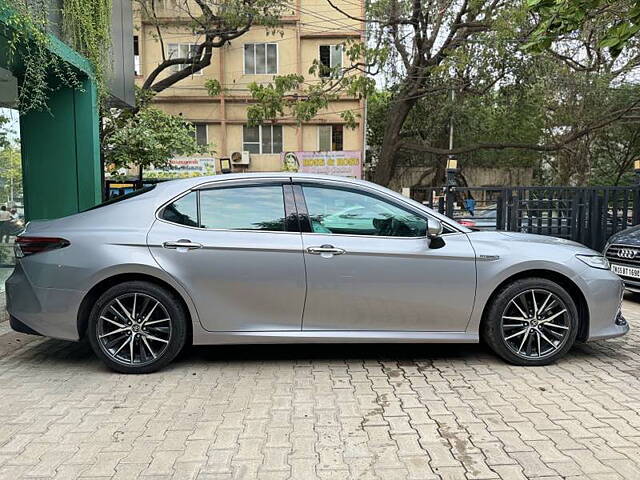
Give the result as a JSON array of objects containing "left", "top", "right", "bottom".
[{"left": 6, "top": 174, "right": 628, "bottom": 373}]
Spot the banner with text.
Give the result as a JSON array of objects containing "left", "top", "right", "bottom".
[
  {"left": 146, "top": 157, "right": 216, "bottom": 177},
  {"left": 281, "top": 151, "right": 362, "bottom": 179}
]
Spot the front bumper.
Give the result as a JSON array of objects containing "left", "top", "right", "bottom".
[
  {"left": 582, "top": 267, "right": 629, "bottom": 341},
  {"left": 5, "top": 263, "right": 85, "bottom": 341}
]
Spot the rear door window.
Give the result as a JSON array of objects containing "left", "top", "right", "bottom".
[
  {"left": 161, "top": 191, "right": 198, "bottom": 227},
  {"left": 161, "top": 185, "right": 289, "bottom": 232},
  {"left": 199, "top": 186, "right": 286, "bottom": 231}
]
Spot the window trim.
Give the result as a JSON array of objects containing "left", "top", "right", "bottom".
[
  {"left": 242, "top": 124, "right": 283, "bottom": 154},
  {"left": 318, "top": 44, "right": 343, "bottom": 78},
  {"left": 155, "top": 176, "right": 465, "bottom": 236},
  {"left": 317, "top": 124, "right": 343, "bottom": 151},
  {"left": 157, "top": 181, "right": 299, "bottom": 233},
  {"left": 243, "top": 42, "right": 279, "bottom": 75},
  {"left": 241, "top": 125, "right": 261, "bottom": 153},
  {"left": 167, "top": 42, "right": 204, "bottom": 75},
  {"left": 133, "top": 35, "right": 141, "bottom": 76},
  {"left": 193, "top": 122, "right": 208, "bottom": 146},
  {"left": 317, "top": 125, "right": 331, "bottom": 151}
]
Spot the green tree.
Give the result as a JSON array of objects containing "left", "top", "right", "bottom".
[
  {"left": 524, "top": 0, "right": 640, "bottom": 58},
  {"left": 102, "top": 90, "right": 208, "bottom": 174},
  {"left": 243, "top": 0, "right": 640, "bottom": 187},
  {"left": 589, "top": 122, "right": 640, "bottom": 186},
  {"left": 0, "top": 146, "right": 22, "bottom": 206},
  {"left": 0, "top": 114, "right": 12, "bottom": 150}
]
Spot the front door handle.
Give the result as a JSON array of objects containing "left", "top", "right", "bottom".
[
  {"left": 306, "top": 245, "right": 346, "bottom": 255},
  {"left": 163, "top": 240, "right": 202, "bottom": 250}
]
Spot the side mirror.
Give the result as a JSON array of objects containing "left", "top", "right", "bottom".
[{"left": 427, "top": 218, "right": 443, "bottom": 238}]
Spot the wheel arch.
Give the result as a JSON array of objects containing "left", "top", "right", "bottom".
[
  {"left": 77, "top": 272, "right": 194, "bottom": 344},
  {"left": 479, "top": 269, "right": 590, "bottom": 342}
]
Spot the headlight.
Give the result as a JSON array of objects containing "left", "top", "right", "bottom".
[{"left": 576, "top": 254, "right": 610, "bottom": 270}]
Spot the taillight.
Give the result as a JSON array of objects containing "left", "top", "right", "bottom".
[
  {"left": 14, "top": 236, "right": 70, "bottom": 258},
  {"left": 459, "top": 219, "right": 476, "bottom": 227}
]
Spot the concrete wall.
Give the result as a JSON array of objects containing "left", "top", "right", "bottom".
[{"left": 389, "top": 166, "right": 535, "bottom": 192}]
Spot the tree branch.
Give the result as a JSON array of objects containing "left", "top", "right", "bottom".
[
  {"left": 399, "top": 98, "right": 640, "bottom": 156},
  {"left": 141, "top": 0, "right": 255, "bottom": 94}
]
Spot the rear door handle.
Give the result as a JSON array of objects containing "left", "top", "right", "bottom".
[
  {"left": 163, "top": 240, "right": 202, "bottom": 250},
  {"left": 306, "top": 245, "right": 346, "bottom": 255}
]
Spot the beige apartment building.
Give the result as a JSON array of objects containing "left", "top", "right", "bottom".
[{"left": 134, "top": 0, "right": 365, "bottom": 177}]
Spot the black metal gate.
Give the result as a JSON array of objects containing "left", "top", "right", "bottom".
[{"left": 411, "top": 186, "right": 640, "bottom": 251}]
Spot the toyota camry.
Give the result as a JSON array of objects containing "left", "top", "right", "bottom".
[{"left": 6, "top": 174, "right": 628, "bottom": 373}]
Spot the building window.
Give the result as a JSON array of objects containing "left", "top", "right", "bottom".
[
  {"left": 167, "top": 43, "right": 203, "bottom": 75},
  {"left": 319, "top": 45, "right": 343, "bottom": 78},
  {"left": 243, "top": 125, "right": 283, "bottom": 154},
  {"left": 244, "top": 43, "right": 278, "bottom": 74},
  {"left": 133, "top": 36, "right": 140, "bottom": 76},
  {"left": 192, "top": 123, "right": 207, "bottom": 146},
  {"left": 318, "top": 125, "right": 344, "bottom": 151}
]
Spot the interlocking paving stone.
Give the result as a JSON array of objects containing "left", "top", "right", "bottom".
[{"left": 2, "top": 294, "right": 640, "bottom": 478}]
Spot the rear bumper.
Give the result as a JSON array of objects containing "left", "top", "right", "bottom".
[
  {"left": 5, "top": 263, "right": 84, "bottom": 341},
  {"left": 9, "top": 315, "right": 43, "bottom": 336}
]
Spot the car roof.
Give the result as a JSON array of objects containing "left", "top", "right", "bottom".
[
  {"left": 155, "top": 172, "right": 366, "bottom": 188},
  {"left": 149, "top": 173, "right": 385, "bottom": 199}
]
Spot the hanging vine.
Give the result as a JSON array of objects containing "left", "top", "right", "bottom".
[
  {"left": 61, "top": 0, "right": 112, "bottom": 100},
  {"left": 1, "top": 0, "right": 82, "bottom": 113},
  {"left": 0, "top": 0, "right": 112, "bottom": 113}
]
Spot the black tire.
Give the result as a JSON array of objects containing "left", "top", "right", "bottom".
[
  {"left": 482, "top": 277, "right": 579, "bottom": 366},
  {"left": 88, "top": 281, "right": 187, "bottom": 374}
]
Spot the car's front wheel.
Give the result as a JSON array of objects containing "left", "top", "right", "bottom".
[
  {"left": 482, "top": 278, "right": 579, "bottom": 366},
  {"left": 88, "top": 281, "right": 187, "bottom": 374}
]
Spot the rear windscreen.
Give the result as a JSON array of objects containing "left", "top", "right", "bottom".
[{"left": 86, "top": 185, "right": 157, "bottom": 211}]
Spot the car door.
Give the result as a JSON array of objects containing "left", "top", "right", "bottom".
[
  {"left": 147, "top": 179, "right": 306, "bottom": 332},
  {"left": 294, "top": 180, "right": 476, "bottom": 331}
]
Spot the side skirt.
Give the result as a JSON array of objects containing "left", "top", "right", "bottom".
[{"left": 192, "top": 330, "right": 479, "bottom": 346}]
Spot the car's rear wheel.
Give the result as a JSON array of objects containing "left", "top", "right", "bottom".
[
  {"left": 88, "top": 281, "right": 187, "bottom": 374},
  {"left": 482, "top": 278, "right": 579, "bottom": 366}
]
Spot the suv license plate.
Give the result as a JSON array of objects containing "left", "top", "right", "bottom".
[{"left": 611, "top": 263, "right": 640, "bottom": 279}]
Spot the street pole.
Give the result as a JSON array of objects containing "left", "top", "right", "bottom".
[
  {"left": 445, "top": 158, "right": 458, "bottom": 218},
  {"left": 449, "top": 88, "right": 454, "bottom": 153},
  {"left": 443, "top": 87, "right": 458, "bottom": 218}
]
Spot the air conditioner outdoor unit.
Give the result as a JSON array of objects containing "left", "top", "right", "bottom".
[{"left": 230, "top": 151, "right": 250, "bottom": 165}]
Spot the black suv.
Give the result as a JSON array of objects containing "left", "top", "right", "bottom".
[{"left": 605, "top": 226, "right": 640, "bottom": 291}]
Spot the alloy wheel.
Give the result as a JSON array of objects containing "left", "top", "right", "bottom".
[
  {"left": 96, "top": 293, "right": 172, "bottom": 366},
  {"left": 500, "top": 288, "right": 571, "bottom": 360}
]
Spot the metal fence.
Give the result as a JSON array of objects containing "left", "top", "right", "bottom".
[{"left": 411, "top": 186, "right": 640, "bottom": 251}]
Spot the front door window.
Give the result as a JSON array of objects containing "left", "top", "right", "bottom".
[{"left": 302, "top": 186, "right": 427, "bottom": 237}]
